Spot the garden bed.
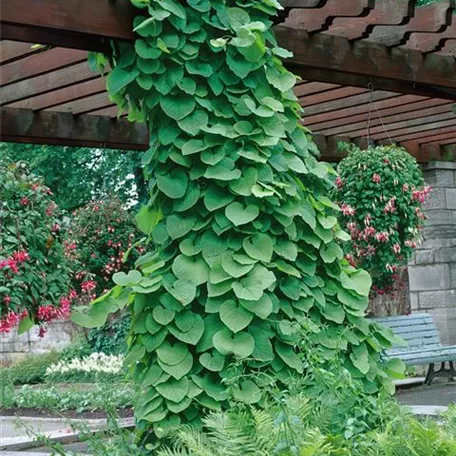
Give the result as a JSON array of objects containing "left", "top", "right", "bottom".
[{"left": 0, "top": 407, "right": 134, "bottom": 420}]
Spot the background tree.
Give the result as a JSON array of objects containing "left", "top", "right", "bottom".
[{"left": 0, "top": 142, "right": 147, "bottom": 211}]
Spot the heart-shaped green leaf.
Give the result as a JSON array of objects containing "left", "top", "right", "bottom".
[
  {"left": 213, "top": 328, "right": 255, "bottom": 358},
  {"left": 152, "top": 306, "right": 175, "bottom": 325},
  {"left": 219, "top": 299, "right": 254, "bottom": 333},
  {"left": 199, "top": 350, "right": 225, "bottom": 372},
  {"left": 160, "top": 95, "right": 196, "bottom": 120},
  {"left": 243, "top": 233, "right": 274, "bottom": 262},
  {"left": 232, "top": 380, "right": 262, "bottom": 404},
  {"left": 172, "top": 254, "right": 209, "bottom": 285},
  {"left": 157, "top": 341, "right": 189, "bottom": 366},
  {"left": 158, "top": 352, "right": 193, "bottom": 380},
  {"left": 225, "top": 202, "right": 259, "bottom": 226},
  {"left": 156, "top": 377, "right": 189, "bottom": 403}
]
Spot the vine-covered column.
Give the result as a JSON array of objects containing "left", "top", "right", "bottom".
[{"left": 76, "top": 0, "right": 402, "bottom": 444}]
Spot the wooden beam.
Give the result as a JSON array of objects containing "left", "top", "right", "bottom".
[
  {"left": 7, "top": 78, "right": 106, "bottom": 110},
  {"left": 1, "top": 48, "right": 86, "bottom": 86},
  {"left": 0, "top": 107, "right": 148, "bottom": 150},
  {"left": 284, "top": 0, "right": 374, "bottom": 33},
  {"left": 367, "top": 2, "right": 454, "bottom": 48},
  {"left": 0, "top": 0, "right": 135, "bottom": 51},
  {"left": 308, "top": 98, "right": 451, "bottom": 131},
  {"left": 304, "top": 94, "right": 423, "bottom": 125},
  {"left": 0, "top": 61, "right": 97, "bottom": 105},
  {"left": 276, "top": 26, "right": 456, "bottom": 99}
]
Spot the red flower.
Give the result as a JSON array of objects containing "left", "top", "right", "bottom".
[
  {"left": 3, "top": 296, "right": 11, "bottom": 305},
  {"left": 81, "top": 280, "right": 97, "bottom": 293},
  {"left": 20, "top": 197, "right": 30, "bottom": 206},
  {"left": 0, "top": 258, "right": 19, "bottom": 274},
  {"left": 13, "top": 250, "right": 30, "bottom": 263}
]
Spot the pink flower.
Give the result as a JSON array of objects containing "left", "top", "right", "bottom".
[
  {"left": 3, "top": 296, "right": 11, "bottom": 305},
  {"left": 402, "top": 184, "right": 409, "bottom": 192},
  {"left": 384, "top": 197, "right": 396, "bottom": 214},
  {"left": 81, "top": 280, "right": 97, "bottom": 293},
  {"left": 13, "top": 250, "right": 29, "bottom": 263},
  {"left": 405, "top": 239, "right": 417, "bottom": 249},
  {"left": 0, "top": 311, "right": 20, "bottom": 333},
  {"left": 383, "top": 158, "right": 390, "bottom": 164},
  {"left": 0, "top": 259, "right": 19, "bottom": 274},
  {"left": 69, "top": 289, "right": 78, "bottom": 300},
  {"left": 375, "top": 231, "right": 390, "bottom": 243},
  {"left": 392, "top": 243, "right": 401, "bottom": 254},
  {"left": 345, "top": 254, "right": 356, "bottom": 267},
  {"left": 335, "top": 176, "right": 344, "bottom": 189},
  {"left": 372, "top": 173, "right": 381, "bottom": 184},
  {"left": 20, "top": 197, "right": 30, "bottom": 206},
  {"left": 38, "top": 326, "right": 47, "bottom": 338},
  {"left": 31, "top": 183, "right": 40, "bottom": 191},
  {"left": 52, "top": 223, "right": 61, "bottom": 233},
  {"left": 340, "top": 203, "right": 355, "bottom": 217}
]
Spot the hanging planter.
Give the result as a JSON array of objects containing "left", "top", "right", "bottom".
[{"left": 333, "top": 143, "right": 431, "bottom": 296}]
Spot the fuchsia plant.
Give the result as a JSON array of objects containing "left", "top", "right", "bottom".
[
  {"left": 0, "top": 162, "right": 73, "bottom": 335},
  {"left": 333, "top": 144, "right": 431, "bottom": 295}
]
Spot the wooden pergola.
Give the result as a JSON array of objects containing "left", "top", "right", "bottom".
[{"left": 1, "top": 0, "right": 455, "bottom": 162}]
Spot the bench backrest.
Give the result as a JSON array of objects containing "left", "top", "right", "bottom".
[{"left": 373, "top": 313, "right": 441, "bottom": 353}]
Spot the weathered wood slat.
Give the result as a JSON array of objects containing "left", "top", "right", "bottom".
[
  {"left": 7, "top": 78, "right": 106, "bottom": 110},
  {"left": 395, "top": 126, "right": 456, "bottom": 143},
  {"left": 325, "top": 0, "right": 415, "bottom": 41},
  {"left": 314, "top": 103, "right": 453, "bottom": 137},
  {"left": 0, "top": 61, "right": 97, "bottom": 105},
  {"left": 305, "top": 95, "right": 427, "bottom": 126},
  {"left": 47, "top": 91, "right": 112, "bottom": 116},
  {"left": 1, "top": 48, "right": 86, "bottom": 86},
  {"left": 347, "top": 111, "right": 456, "bottom": 139},
  {"left": 373, "top": 118, "right": 456, "bottom": 141},
  {"left": 0, "top": 107, "right": 148, "bottom": 150},
  {"left": 284, "top": 0, "right": 374, "bottom": 33},
  {"left": 312, "top": 98, "right": 453, "bottom": 135},
  {"left": 405, "top": 22, "right": 456, "bottom": 53},
  {"left": 367, "top": 2, "right": 454, "bottom": 48},
  {"left": 0, "top": 40, "right": 42, "bottom": 64}
]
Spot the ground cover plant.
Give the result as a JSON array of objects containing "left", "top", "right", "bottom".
[
  {"left": 0, "top": 381, "right": 135, "bottom": 414},
  {"left": 45, "top": 352, "right": 126, "bottom": 383},
  {"left": 333, "top": 144, "right": 430, "bottom": 295},
  {"left": 0, "top": 162, "right": 73, "bottom": 335},
  {"left": 73, "top": 0, "right": 405, "bottom": 446}
]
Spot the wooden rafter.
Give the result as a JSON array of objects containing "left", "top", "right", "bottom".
[{"left": 1, "top": 107, "right": 148, "bottom": 150}]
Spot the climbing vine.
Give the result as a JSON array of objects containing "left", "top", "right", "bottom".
[{"left": 74, "top": 0, "right": 403, "bottom": 444}]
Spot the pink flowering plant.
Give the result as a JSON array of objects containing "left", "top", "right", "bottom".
[
  {"left": 65, "top": 196, "right": 140, "bottom": 304},
  {"left": 333, "top": 144, "right": 431, "bottom": 295},
  {"left": 0, "top": 162, "right": 72, "bottom": 335}
]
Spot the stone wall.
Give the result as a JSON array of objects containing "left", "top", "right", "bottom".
[
  {"left": 408, "top": 161, "right": 456, "bottom": 345},
  {"left": 0, "top": 321, "right": 77, "bottom": 365}
]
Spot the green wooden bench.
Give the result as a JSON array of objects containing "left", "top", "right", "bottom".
[{"left": 374, "top": 313, "right": 456, "bottom": 385}]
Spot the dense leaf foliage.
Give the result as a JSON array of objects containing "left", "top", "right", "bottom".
[
  {"left": 0, "top": 142, "right": 146, "bottom": 211},
  {"left": 67, "top": 196, "right": 141, "bottom": 303},
  {"left": 0, "top": 162, "right": 72, "bottom": 334},
  {"left": 333, "top": 144, "right": 430, "bottom": 294},
  {"left": 75, "top": 0, "right": 403, "bottom": 442}
]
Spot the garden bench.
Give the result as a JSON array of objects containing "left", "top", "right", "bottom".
[{"left": 374, "top": 313, "right": 456, "bottom": 385}]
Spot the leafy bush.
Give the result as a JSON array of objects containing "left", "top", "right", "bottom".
[
  {"left": 60, "top": 333, "right": 93, "bottom": 361},
  {"left": 0, "top": 162, "right": 73, "bottom": 334},
  {"left": 88, "top": 312, "right": 131, "bottom": 355},
  {"left": 157, "top": 400, "right": 456, "bottom": 456},
  {"left": 45, "top": 352, "right": 126, "bottom": 383},
  {"left": 333, "top": 144, "right": 430, "bottom": 294},
  {"left": 0, "top": 351, "right": 61, "bottom": 385},
  {"left": 67, "top": 196, "right": 141, "bottom": 304},
  {"left": 0, "top": 382, "right": 135, "bottom": 413}
]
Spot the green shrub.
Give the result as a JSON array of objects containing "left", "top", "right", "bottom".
[
  {"left": 0, "top": 351, "right": 61, "bottom": 385},
  {"left": 60, "top": 333, "right": 93, "bottom": 361},
  {"left": 87, "top": 312, "right": 131, "bottom": 356},
  {"left": 0, "top": 382, "right": 135, "bottom": 413}
]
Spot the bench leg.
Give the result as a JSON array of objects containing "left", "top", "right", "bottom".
[{"left": 424, "top": 362, "right": 456, "bottom": 385}]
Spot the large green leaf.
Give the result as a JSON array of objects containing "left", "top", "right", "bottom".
[
  {"left": 243, "top": 233, "right": 274, "bottom": 262},
  {"left": 213, "top": 328, "right": 255, "bottom": 358},
  {"left": 219, "top": 299, "right": 254, "bottom": 333},
  {"left": 160, "top": 95, "right": 196, "bottom": 120}
]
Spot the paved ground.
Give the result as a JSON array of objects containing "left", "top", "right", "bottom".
[{"left": 396, "top": 380, "right": 456, "bottom": 407}]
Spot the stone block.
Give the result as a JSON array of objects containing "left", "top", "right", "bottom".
[
  {"left": 423, "top": 187, "right": 446, "bottom": 210},
  {"left": 450, "top": 263, "right": 456, "bottom": 288},
  {"left": 423, "top": 225, "right": 456, "bottom": 240},
  {"left": 414, "top": 249, "right": 434, "bottom": 265},
  {"left": 424, "top": 161, "right": 456, "bottom": 171},
  {"left": 446, "top": 189, "right": 456, "bottom": 209},
  {"left": 408, "top": 264, "right": 450, "bottom": 291},
  {"left": 410, "top": 292, "right": 419, "bottom": 310},
  {"left": 424, "top": 169, "right": 455, "bottom": 188},
  {"left": 424, "top": 210, "right": 453, "bottom": 226},
  {"left": 434, "top": 247, "right": 456, "bottom": 263},
  {"left": 420, "top": 238, "right": 454, "bottom": 250},
  {"left": 418, "top": 290, "right": 456, "bottom": 309}
]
